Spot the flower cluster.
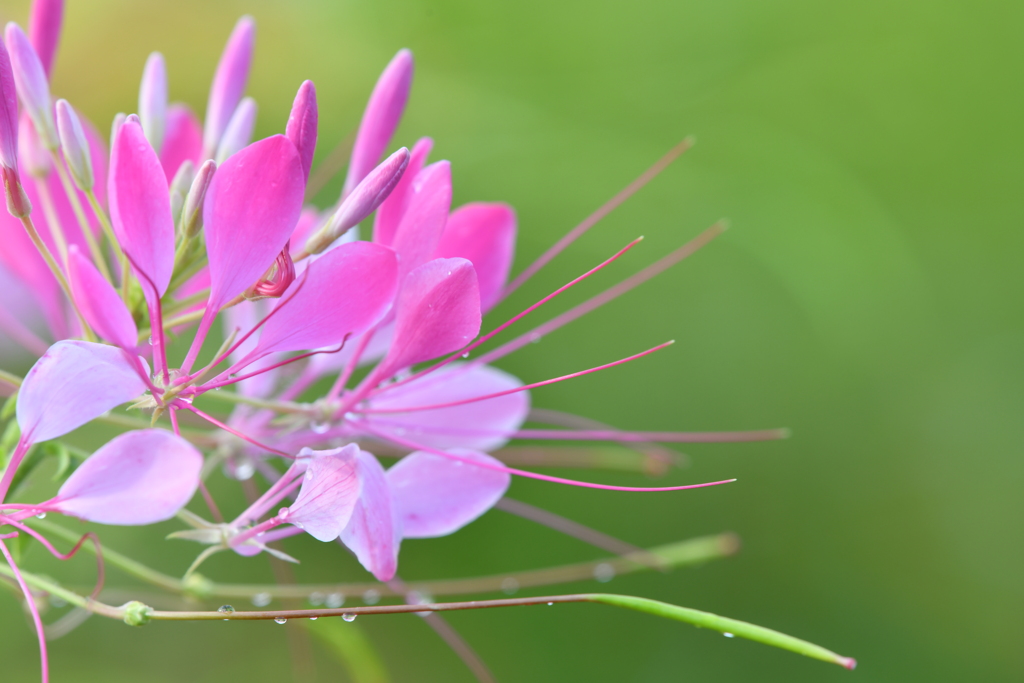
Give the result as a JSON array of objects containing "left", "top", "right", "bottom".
[{"left": 0, "top": 2, "right": 853, "bottom": 681}]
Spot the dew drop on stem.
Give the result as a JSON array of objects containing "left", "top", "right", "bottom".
[{"left": 342, "top": 613, "right": 357, "bottom": 622}]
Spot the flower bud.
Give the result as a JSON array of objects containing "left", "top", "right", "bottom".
[
  {"left": 110, "top": 111, "right": 126, "bottom": 148},
  {"left": 28, "top": 0, "right": 64, "bottom": 77},
  {"left": 55, "top": 99, "right": 93, "bottom": 189},
  {"left": 0, "top": 33, "right": 19, "bottom": 173},
  {"left": 5, "top": 22, "right": 57, "bottom": 150},
  {"left": 169, "top": 159, "right": 195, "bottom": 228},
  {"left": 214, "top": 96, "right": 255, "bottom": 164},
  {"left": 203, "top": 15, "right": 255, "bottom": 157},
  {"left": 181, "top": 158, "right": 215, "bottom": 238},
  {"left": 285, "top": 80, "right": 317, "bottom": 183},
  {"left": 306, "top": 147, "right": 409, "bottom": 255},
  {"left": 138, "top": 52, "right": 167, "bottom": 153}
]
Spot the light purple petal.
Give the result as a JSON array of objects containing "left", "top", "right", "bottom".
[
  {"left": 51, "top": 429, "right": 202, "bottom": 525},
  {"left": 0, "top": 33, "right": 19, "bottom": 171},
  {"left": 66, "top": 245, "right": 137, "bottom": 350},
  {"left": 55, "top": 99, "right": 92, "bottom": 189},
  {"left": 17, "top": 340, "right": 146, "bottom": 443},
  {"left": 160, "top": 104, "right": 203, "bottom": 182},
  {"left": 285, "top": 80, "right": 317, "bottom": 183},
  {"left": 435, "top": 203, "right": 517, "bottom": 313},
  {"left": 252, "top": 241, "right": 397, "bottom": 357},
  {"left": 389, "top": 161, "right": 451, "bottom": 282},
  {"left": 203, "top": 15, "right": 255, "bottom": 156},
  {"left": 27, "top": 0, "right": 63, "bottom": 77},
  {"left": 340, "top": 450, "right": 400, "bottom": 581},
  {"left": 5, "top": 22, "right": 56, "bottom": 149},
  {"left": 376, "top": 257, "right": 480, "bottom": 378},
  {"left": 203, "top": 134, "right": 304, "bottom": 313},
  {"left": 387, "top": 448, "right": 510, "bottom": 538},
  {"left": 373, "top": 136, "right": 432, "bottom": 247},
  {"left": 287, "top": 444, "right": 360, "bottom": 542},
  {"left": 108, "top": 118, "right": 175, "bottom": 301},
  {"left": 343, "top": 49, "right": 413, "bottom": 197},
  {"left": 366, "top": 363, "right": 528, "bottom": 451},
  {"left": 138, "top": 52, "right": 167, "bottom": 153},
  {"left": 214, "top": 96, "right": 256, "bottom": 164}
]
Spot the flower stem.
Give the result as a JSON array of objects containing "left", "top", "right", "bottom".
[
  {"left": 49, "top": 152, "right": 113, "bottom": 282},
  {"left": 0, "top": 369, "right": 22, "bottom": 388}
]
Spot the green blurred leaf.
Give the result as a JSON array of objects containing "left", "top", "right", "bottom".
[
  {"left": 0, "top": 391, "right": 17, "bottom": 421},
  {"left": 306, "top": 618, "right": 390, "bottom": 683}
]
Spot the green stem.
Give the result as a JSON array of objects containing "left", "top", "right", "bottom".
[
  {"left": 50, "top": 153, "right": 113, "bottom": 283},
  {"left": 0, "top": 369, "right": 22, "bottom": 388},
  {"left": 84, "top": 189, "right": 130, "bottom": 302},
  {"left": 198, "top": 390, "right": 309, "bottom": 415}
]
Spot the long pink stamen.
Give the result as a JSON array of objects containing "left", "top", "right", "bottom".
[
  {"left": 198, "top": 340, "right": 345, "bottom": 393},
  {"left": 177, "top": 401, "right": 293, "bottom": 458},
  {"left": 476, "top": 222, "right": 724, "bottom": 367},
  {"left": 368, "top": 237, "right": 644, "bottom": 400},
  {"left": 0, "top": 436, "right": 33, "bottom": 503},
  {"left": 360, "top": 341, "right": 674, "bottom": 415},
  {"left": 0, "top": 518, "right": 105, "bottom": 599},
  {"left": 170, "top": 409, "right": 224, "bottom": 522},
  {"left": 0, "top": 537, "right": 49, "bottom": 683},
  {"left": 499, "top": 138, "right": 693, "bottom": 302},
  {"left": 358, "top": 422, "right": 737, "bottom": 492},
  {"left": 124, "top": 252, "right": 171, "bottom": 383},
  {"left": 327, "top": 324, "right": 379, "bottom": 401},
  {"left": 234, "top": 463, "right": 303, "bottom": 525},
  {"left": 230, "top": 513, "right": 289, "bottom": 548}
]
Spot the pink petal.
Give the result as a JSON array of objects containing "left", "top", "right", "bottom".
[
  {"left": 214, "top": 96, "right": 256, "bottom": 164},
  {"left": 203, "top": 134, "right": 304, "bottom": 314},
  {"left": 389, "top": 161, "right": 451, "bottom": 283},
  {"left": 340, "top": 450, "right": 400, "bottom": 581},
  {"left": 435, "top": 203, "right": 517, "bottom": 313},
  {"left": 373, "top": 136, "right": 432, "bottom": 247},
  {"left": 343, "top": 49, "right": 413, "bottom": 197},
  {"left": 365, "top": 363, "right": 528, "bottom": 452},
  {"left": 55, "top": 99, "right": 92, "bottom": 189},
  {"left": 386, "top": 448, "right": 509, "bottom": 538},
  {"left": 203, "top": 15, "right": 255, "bottom": 156},
  {"left": 252, "top": 241, "right": 397, "bottom": 357},
  {"left": 50, "top": 429, "right": 202, "bottom": 525},
  {"left": 5, "top": 22, "right": 56, "bottom": 149},
  {"left": 285, "top": 80, "right": 317, "bottom": 183},
  {"left": 66, "top": 245, "right": 136, "bottom": 350},
  {"left": 17, "top": 340, "right": 146, "bottom": 443},
  {"left": 138, "top": 52, "right": 167, "bottom": 152},
  {"left": 108, "top": 118, "right": 175, "bottom": 301},
  {"left": 287, "top": 444, "right": 360, "bottom": 542},
  {"left": 0, "top": 206, "right": 62, "bottom": 336},
  {"left": 27, "top": 0, "right": 63, "bottom": 77},
  {"left": 375, "top": 257, "right": 480, "bottom": 379},
  {"left": 160, "top": 104, "right": 203, "bottom": 182}
]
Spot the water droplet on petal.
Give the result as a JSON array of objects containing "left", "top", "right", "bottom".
[
  {"left": 148, "top": 336, "right": 154, "bottom": 346},
  {"left": 362, "top": 589, "right": 380, "bottom": 605},
  {"left": 342, "top": 613, "right": 357, "bottom": 622},
  {"left": 274, "top": 617, "right": 287, "bottom": 625},
  {"left": 35, "top": 512, "right": 46, "bottom": 519},
  {"left": 593, "top": 563, "right": 615, "bottom": 583},
  {"left": 325, "top": 593, "right": 345, "bottom": 609},
  {"left": 252, "top": 592, "right": 272, "bottom": 607},
  {"left": 723, "top": 632, "right": 734, "bottom": 638}
]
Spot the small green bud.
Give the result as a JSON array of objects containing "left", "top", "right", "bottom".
[
  {"left": 122, "top": 600, "right": 152, "bottom": 626},
  {"left": 182, "top": 572, "right": 214, "bottom": 600}
]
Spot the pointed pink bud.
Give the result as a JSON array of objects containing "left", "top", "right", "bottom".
[
  {"left": 0, "top": 34, "right": 19, "bottom": 173},
  {"left": 203, "top": 134, "right": 304, "bottom": 313},
  {"left": 4, "top": 23, "right": 56, "bottom": 150},
  {"left": 181, "top": 158, "right": 215, "bottom": 238},
  {"left": 305, "top": 147, "right": 409, "bottom": 255},
  {"left": 343, "top": 49, "right": 413, "bottom": 197},
  {"left": 214, "top": 96, "right": 256, "bottom": 164},
  {"left": 251, "top": 241, "right": 397, "bottom": 358},
  {"left": 66, "top": 245, "right": 137, "bottom": 349},
  {"left": 138, "top": 52, "right": 167, "bottom": 152},
  {"left": 387, "top": 449, "right": 509, "bottom": 538},
  {"left": 340, "top": 450, "right": 400, "bottom": 581},
  {"left": 27, "top": 0, "right": 63, "bottom": 77},
  {"left": 285, "top": 80, "right": 317, "bottom": 183},
  {"left": 374, "top": 257, "right": 480, "bottom": 379},
  {"left": 160, "top": 104, "right": 202, "bottom": 181},
  {"left": 17, "top": 340, "right": 146, "bottom": 444},
  {"left": 373, "top": 136, "right": 432, "bottom": 247},
  {"left": 108, "top": 118, "right": 175, "bottom": 302},
  {"left": 435, "top": 203, "right": 517, "bottom": 312},
  {"left": 389, "top": 160, "right": 452, "bottom": 282},
  {"left": 49, "top": 429, "right": 202, "bottom": 525},
  {"left": 286, "top": 444, "right": 360, "bottom": 542},
  {"left": 203, "top": 15, "right": 255, "bottom": 156},
  {"left": 55, "top": 99, "right": 93, "bottom": 190}
]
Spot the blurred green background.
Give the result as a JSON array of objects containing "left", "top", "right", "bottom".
[{"left": 1, "top": 0, "right": 1022, "bottom": 681}]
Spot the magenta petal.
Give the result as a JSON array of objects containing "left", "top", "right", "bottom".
[
  {"left": 387, "top": 448, "right": 509, "bottom": 538},
  {"left": 203, "top": 15, "right": 255, "bottom": 156},
  {"left": 377, "top": 257, "right": 480, "bottom": 378},
  {"left": 51, "top": 429, "right": 202, "bottom": 525},
  {"left": 253, "top": 241, "right": 397, "bottom": 357},
  {"left": 160, "top": 104, "right": 203, "bottom": 182},
  {"left": 389, "top": 161, "right": 451, "bottom": 282},
  {"left": 340, "top": 450, "right": 400, "bottom": 581},
  {"left": 203, "top": 134, "right": 304, "bottom": 313},
  {"left": 366, "top": 363, "right": 528, "bottom": 452},
  {"left": 66, "top": 246, "right": 137, "bottom": 350},
  {"left": 0, "top": 35, "right": 19, "bottom": 171},
  {"left": 285, "top": 80, "right": 317, "bottom": 183},
  {"left": 435, "top": 203, "right": 517, "bottom": 313},
  {"left": 108, "top": 118, "right": 175, "bottom": 301},
  {"left": 343, "top": 49, "right": 413, "bottom": 197},
  {"left": 138, "top": 52, "right": 167, "bottom": 152},
  {"left": 373, "top": 136, "right": 432, "bottom": 247},
  {"left": 27, "top": 0, "right": 63, "bottom": 77},
  {"left": 288, "top": 444, "right": 360, "bottom": 542},
  {"left": 17, "top": 340, "right": 146, "bottom": 443}
]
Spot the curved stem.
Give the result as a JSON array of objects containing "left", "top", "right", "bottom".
[{"left": 49, "top": 153, "right": 112, "bottom": 282}]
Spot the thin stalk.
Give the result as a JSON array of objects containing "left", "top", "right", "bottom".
[
  {"left": 33, "top": 178, "right": 70, "bottom": 262},
  {"left": 49, "top": 153, "right": 112, "bottom": 282},
  {"left": 84, "top": 189, "right": 130, "bottom": 301},
  {"left": 198, "top": 390, "right": 309, "bottom": 415},
  {"left": 0, "top": 369, "right": 22, "bottom": 388}
]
